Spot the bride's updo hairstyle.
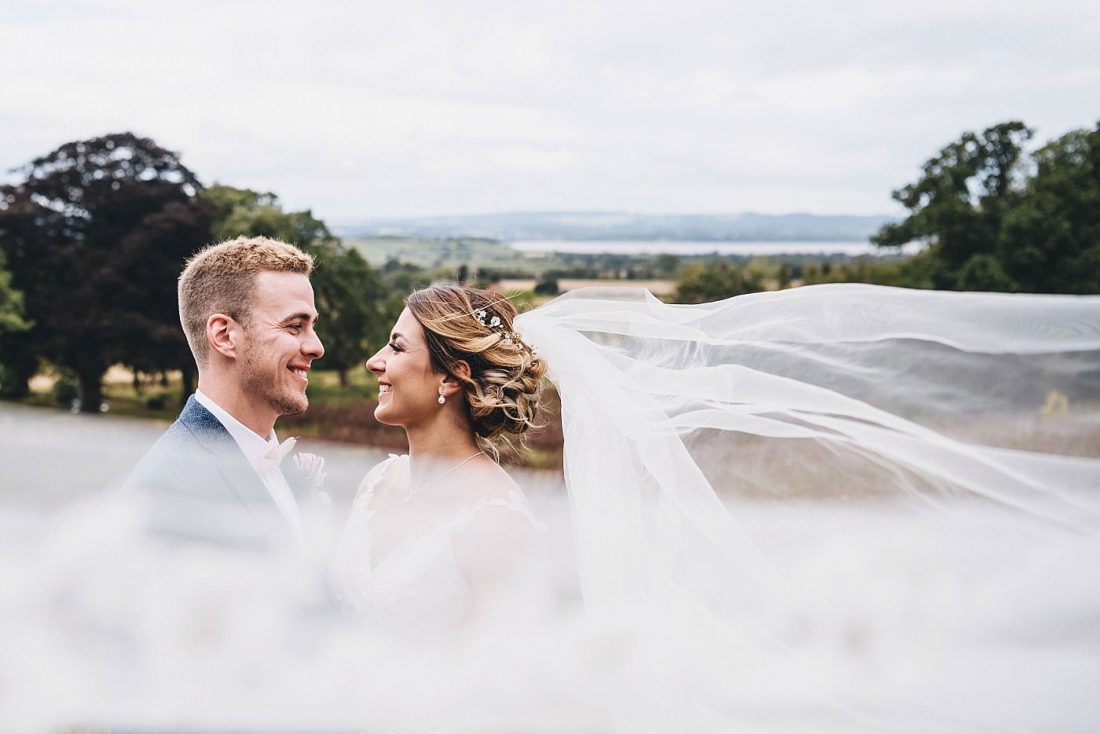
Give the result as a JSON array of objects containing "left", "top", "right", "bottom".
[{"left": 405, "top": 285, "right": 547, "bottom": 453}]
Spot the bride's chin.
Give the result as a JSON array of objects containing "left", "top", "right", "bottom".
[{"left": 373, "top": 406, "right": 402, "bottom": 428}]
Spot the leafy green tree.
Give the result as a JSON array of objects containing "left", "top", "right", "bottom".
[
  {"left": 377, "top": 259, "right": 434, "bottom": 333},
  {"left": 0, "top": 250, "right": 29, "bottom": 336},
  {"left": 200, "top": 185, "right": 389, "bottom": 385},
  {"left": 873, "top": 120, "right": 1100, "bottom": 294},
  {"left": 0, "top": 133, "right": 210, "bottom": 410},
  {"left": 674, "top": 261, "right": 764, "bottom": 303},
  {"left": 654, "top": 253, "right": 682, "bottom": 278},
  {"left": 956, "top": 254, "right": 1017, "bottom": 292},
  {"left": 533, "top": 274, "right": 560, "bottom": 296},
  {"left": 314, "top": 246, "right": 386, "bottom": 386},
  {"left": 0, "top": 250, "right": 32, "bottom": 395},
  {"left": 776, "top": 262, "right": 791, "bottom": 290},
  {"left": 997, "top": 124, "right": 1100, "bottom": 293},
  {"left": 201, "top": 185, "right": 333, "bottom": 246}
]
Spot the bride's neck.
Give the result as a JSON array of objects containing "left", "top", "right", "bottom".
[{"left": 405, "top": 419, "right": 482, "bottom": 473}]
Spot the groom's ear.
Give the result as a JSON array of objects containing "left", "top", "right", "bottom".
[{"left": 207, "top": 313, "right": 241, "bottom": 360}]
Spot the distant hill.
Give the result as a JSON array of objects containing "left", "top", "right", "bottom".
[{"left": 333, "top": 211, "right": 895, "bottom": 242}]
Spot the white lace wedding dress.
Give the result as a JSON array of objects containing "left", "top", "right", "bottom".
[{"left": 328, "top": 454, "right": 548, "bottom": 643}]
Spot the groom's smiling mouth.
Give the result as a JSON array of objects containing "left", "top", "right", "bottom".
[{"left": 288, "top": 365, "right": 310, "bottom": 383}]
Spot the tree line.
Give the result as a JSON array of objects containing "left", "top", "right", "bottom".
[{"left": 3, "top": 121, "right": 1098, "bottom": 408}]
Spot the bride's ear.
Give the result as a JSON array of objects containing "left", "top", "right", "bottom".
[{"left": 440, "top": 360, "right": 471, "bottom": 398}]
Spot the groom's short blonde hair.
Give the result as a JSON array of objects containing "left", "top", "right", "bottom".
[{"left": 179, "top": 236, "right": 314, "bottom": 367}]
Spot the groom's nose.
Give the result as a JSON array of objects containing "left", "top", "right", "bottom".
[{"left": 303, "top": 330, "right": 324, "bottom": 359}]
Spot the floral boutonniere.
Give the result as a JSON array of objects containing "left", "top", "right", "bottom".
[{"left": 289, "top": 451, "right": 331, "bottom": 506}]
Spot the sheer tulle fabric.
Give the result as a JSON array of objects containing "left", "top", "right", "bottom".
[
  {"left": 515, "top": 284, "right": 1100, "bottom": 732},
  {"left": 5, "top": 284, "right": 1099, "bottom": 733}
]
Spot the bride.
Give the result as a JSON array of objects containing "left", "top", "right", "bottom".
[
  {"left": 329, "top": 281, "right": 1100, "bottom": 731},
  {"left": 329, "top": 285, "right": 551, "bottom": 640}
]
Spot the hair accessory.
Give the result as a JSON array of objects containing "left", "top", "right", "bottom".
[{"left": 475, "top": 307, "right": 536, "bottom": 356}]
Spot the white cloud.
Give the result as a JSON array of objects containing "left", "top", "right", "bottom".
[{"left": 1, "top": 0, "right": 1098, "bottom": 220}]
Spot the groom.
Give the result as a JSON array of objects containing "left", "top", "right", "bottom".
[{"left": 127, "top": 235, "right": 325, "bottom": 549}]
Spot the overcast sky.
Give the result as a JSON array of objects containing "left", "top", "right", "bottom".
[{"left": 3, "top": 0, "right": 1098, "bottom": 223}]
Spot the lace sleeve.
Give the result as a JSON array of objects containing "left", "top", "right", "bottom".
[
  {"left": 351, "top": 454, "right": 404, "bottom": 510},
  {"left": 454, "top": 489, "right": 545, "bottom": 537}
]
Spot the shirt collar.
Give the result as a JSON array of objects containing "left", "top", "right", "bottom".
[{"left": 194, "top": 390, "right": 279, "bottom": 473}]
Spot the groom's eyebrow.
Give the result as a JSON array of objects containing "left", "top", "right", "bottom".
[{"left": 281, "top": 311, "right": 318, "bottom": 323}]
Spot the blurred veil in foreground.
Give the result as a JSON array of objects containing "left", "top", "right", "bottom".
[{"left": 3, "top": 283, "right": 1099, "bottom": 733}]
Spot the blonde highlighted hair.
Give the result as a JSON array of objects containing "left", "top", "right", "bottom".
[
  {"left": 406, "top": 285, "right": 547, "bottom": 456},
  {"left": 178, "top": 236, "right": 314, "bottom": 366}
]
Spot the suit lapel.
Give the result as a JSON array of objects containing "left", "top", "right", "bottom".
[{"left": 177, "top": 396, "right": 273, "bottom": 509}]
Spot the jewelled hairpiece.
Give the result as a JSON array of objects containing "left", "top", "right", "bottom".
[{"left": 474, "top": 307, "right": 536, "bottom": 356}]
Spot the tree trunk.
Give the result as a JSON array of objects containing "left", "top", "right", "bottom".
[
  {"left": 0, "top": 339, "right": 36, "bottom": 398},
  {"left": 77, "top": 369, "right": 103, "bottom": 413},
  {"left": 338, "top": 368, "right": 350, "bottom": 388},
  {"left": 180, "top": 366, "right": 195, "bottom": 408}
]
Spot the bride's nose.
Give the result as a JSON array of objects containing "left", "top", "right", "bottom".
[{"left": 365, "top": 349, "right": 385, "bottom": 375}]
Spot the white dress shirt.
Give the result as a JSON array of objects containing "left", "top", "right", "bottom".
[{"left": 195, "top": 390, "right": 304, "bottom": 545}]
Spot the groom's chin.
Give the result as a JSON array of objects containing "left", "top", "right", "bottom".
[{"left": 272, "top": 395, "right": 309, "bottom": 417}]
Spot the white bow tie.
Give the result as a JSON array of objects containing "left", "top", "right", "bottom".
[{"left": 261, "top": 436, "right": 297, "bottom": 470}]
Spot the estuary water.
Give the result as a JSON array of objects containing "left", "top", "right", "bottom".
[{"left": 508, "top": 239, "right": 927, "bottom": 256}]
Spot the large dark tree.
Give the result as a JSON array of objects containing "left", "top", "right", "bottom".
[{"left": 0, "top": 133, "right": 211, "bottom": 410}]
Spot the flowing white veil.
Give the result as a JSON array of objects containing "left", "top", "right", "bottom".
[
  {"left": 4, "top": 283, "right": 1099, "bottom": 732},
  {"left": 515, "top": 283, "right": 1100, "bottom": 733}
]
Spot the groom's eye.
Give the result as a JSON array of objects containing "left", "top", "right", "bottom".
[{"left": 287, "top": 323, "right": 303, "bottom": 334}]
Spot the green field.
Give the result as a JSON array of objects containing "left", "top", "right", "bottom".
[{"left": 348, "top": 236, "right": 547, "bottom": 272}]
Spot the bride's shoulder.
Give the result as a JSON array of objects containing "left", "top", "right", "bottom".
[
  {"left": 449, "top": 460, "right": 527, "bottom": 506},
  {"left": 452, "top": 464, "right": 541, "bottom": 534},
  {"left": 353, "top": 453, "right": 409, "bottom": 503}
]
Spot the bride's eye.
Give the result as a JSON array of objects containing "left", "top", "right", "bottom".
[{"left": 389, "top": 342, "right": 403, "bottom": 353}]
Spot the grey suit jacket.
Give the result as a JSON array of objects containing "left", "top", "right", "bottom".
[{"left": 126, "top": 395, "right": 298, "bottom": 549}]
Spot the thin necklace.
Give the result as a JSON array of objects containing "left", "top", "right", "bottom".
[{"left": 403, "top": 450, "right": 486, "bottom": 504}]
